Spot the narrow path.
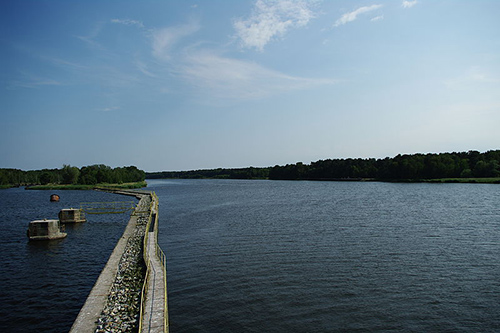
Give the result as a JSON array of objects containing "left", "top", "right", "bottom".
[
  {"left": 70, "top": 192, "right": 148, "bottom": 333},
  {"left": 70, "top": 189, "right": 168, "bottom": 333},
  {"left": 142, "top": 232, "right": 166, "bottom": 332}
]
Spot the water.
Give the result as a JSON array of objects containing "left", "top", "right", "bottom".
[
  {"left": 0, "top": 188, "right": 136, "bottom": 333},
  {"left": 146, "top": 179, "right": 500, "bottom": 332},
  {"left": 1, "top": 180, "right": 499, "bottom": 332}
]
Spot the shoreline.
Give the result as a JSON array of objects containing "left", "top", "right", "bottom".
[
  {"left": 146, "top": 177, "right": 500, "bottom": 184},
  {"left": 24, "top": 181, "right": 148, "bottom": 190}
]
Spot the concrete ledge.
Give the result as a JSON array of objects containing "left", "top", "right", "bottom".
[{"left": 70, "top": 194, "right": 147, "bottom": 332}]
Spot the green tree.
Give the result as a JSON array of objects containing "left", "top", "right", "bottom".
[
  {"left": 61, "top": 164, "right": 80, "bottom": 184},
  {"left": 39, "top": 172, "right": 52, "bottom": 185}
]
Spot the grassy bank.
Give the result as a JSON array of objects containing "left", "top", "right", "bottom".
[
  {"left": 25, "top": 181, "right": 147, "bottom": 190},
  {"left": 422, "top": 177, "right": 500, "bottom": 184}
]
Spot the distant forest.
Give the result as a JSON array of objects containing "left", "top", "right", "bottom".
[
  {"left": 147, "top": 150, "right": 500, "bottom": 181},
  {"left": 147, "top": 167, "right": 269, "bottom": 180},
  {"left": 0, "top": 164, "right": 145, "bottom": 186}
]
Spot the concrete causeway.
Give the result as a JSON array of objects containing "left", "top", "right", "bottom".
[{"left": 70, "top": 189, "right": 168, "bottom": 333}]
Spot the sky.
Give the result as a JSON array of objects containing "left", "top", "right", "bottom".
[{"left": 1, "top": 0, "right": 499, "bottom": 172}]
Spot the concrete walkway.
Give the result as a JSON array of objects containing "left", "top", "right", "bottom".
[
  {"left": 70, "top": 211, "right": 141, "bottom": 332},
  {"left": 141, "top": 232, "right": 167, "bottom": 333},
  {"left": 70, "top": 189, "right": 168, "bottom": 333}
]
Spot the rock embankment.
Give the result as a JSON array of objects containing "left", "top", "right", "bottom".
[{"left": 95, "top": 195, "right": 151, "bottom": 333}]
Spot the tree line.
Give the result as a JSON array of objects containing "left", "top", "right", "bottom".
[
  {"left": 0, "top": 164, "right": 145, "bottom": 186},
  {"left": 147, "top": 166, "right": 269, "bottom": 180},
  {"left": 146, "top": 150, "right": 499, "bottom": 181},
  {"left": 269, "top": 150, "right": 500, "bottom": 180}
]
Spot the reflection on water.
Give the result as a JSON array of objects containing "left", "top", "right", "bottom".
[{"left": 27, "top": 237, "right": 66, "bottom": 253}]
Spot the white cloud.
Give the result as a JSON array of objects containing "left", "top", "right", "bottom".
[
  {"left": 402, "top": 1, "right": 418, "bottom": 8},
  {"left": 371, "top": 15, "right": 384, "bottom": 22},
  {"left": 144, "top": 16, "right": 333, "bottom": 100},
  {"left": 233, "top": 0, "right": 316, "bottom": 52},
  {"left": 111, "top": 19, "right": 144, "bottom": 28},
  {"left": 152, "top": 22, "right": 200, "bottom": 60},
  {"left": 178, "top": 50, "right": 336, "bottom": 100},
  {"left": 334, "top": 4, "right": 383, "bottom": 27}
]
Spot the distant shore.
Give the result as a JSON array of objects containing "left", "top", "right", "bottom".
[
  {"left": 147, "top": 177, "right": 500, "bottom": 184},
  {"left": 419, "top": 177, "right": 500, "bottom": 184},
  {"left": 147, "top": 150, "right": 500, "bottom": 183},
  {"left": 22, "top": 181, "right": 147, "bottom": 190}
]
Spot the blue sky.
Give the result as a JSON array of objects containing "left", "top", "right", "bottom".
[{"left": 2, "top": 0, "right": 499, "bottom": 172}]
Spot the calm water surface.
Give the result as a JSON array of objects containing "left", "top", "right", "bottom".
[
  {"left": 1, "top": 180, "right": 499, "bottom": 332},
  {"left": 0, "top": 188, "right": 136, "bottom": 333},
  {"left": 147, "top": 179, "right": 500, "bottom": 332}
]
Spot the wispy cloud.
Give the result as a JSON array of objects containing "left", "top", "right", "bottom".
[
  {"left": 111, "top": 19, "right": 145, "bottom": 28},
  {"left": 42, "top": 57, "right": 88, "bottom": 70},
  {"left": 151, "top": 22, "right": 200, "bottom": 60},
  {"left": 145, "top": 16, "right": 335, "bottom": 100},
  {"left": 75, "top": 22, "right": 106, "bottom": 50},
  {"left": 135, "top": 60, "right": 157, "bottom": 78},
  {"left": 108, "top": 13, "right": 334, "bottom": 101},
  {"left": 371, "top": 15, "right": 384, "bottom": 22},
  {"left": 233, "top": 0, "right": 316, "bottom": 52},
  {"left": 101, "top": 106, "right": 121, "bottom": 112},
  {"left": 402, "top": 1, "right": 418, "bottom": 8},
  {"left": 9, "top": 72, "right": 63, "bottom": 89},
  {"left": 177, "top": 50, "right": 336, "bottom": 100},
  {"left": 334, "top": 4, "right": 383, "bottom": 27}
]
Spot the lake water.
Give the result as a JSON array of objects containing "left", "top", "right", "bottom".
[
  {"left": 147, "top": 179, "right": 500, "bottom": 333},
  {"left": 1, "top": 180, "right": 499, "bottom": 332},
  {"left": 0, "top": 188, "right": 136, "bottom": 333}
]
